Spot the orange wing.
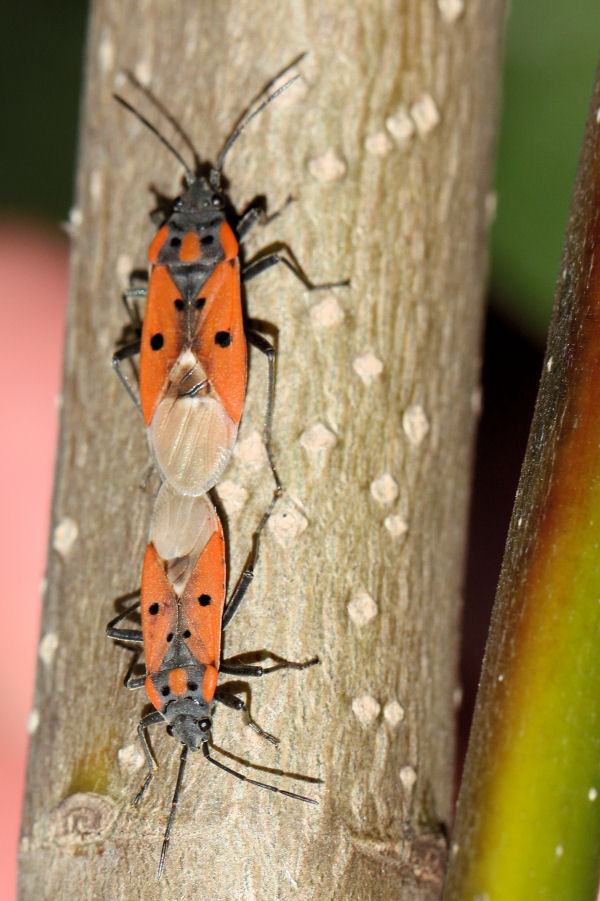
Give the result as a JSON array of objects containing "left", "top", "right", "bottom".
[
  {"left": 194, "top": 258, "right": 247, "bottom": 424},
  {"left": 140, "top": 543, "right": 178, "bottom": 675},
  {"left": 181, "top": 522, "right": 226, "bottom": 668},
  {"left": 139, "top": 262, "right": 186, "bottom": 424}
]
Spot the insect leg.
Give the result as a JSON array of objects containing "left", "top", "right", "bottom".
[
  {"left": 242, "top": 244, "right": 350, "bottom": 291},
  {"left": 222, "top": 495, "right": 277, "bottom": 629},
  {"left": 123, "top": 653, "right": 146, "bottom": 691},
  {"left": 122, "top": 286, "right": 147, "bottom": 329},
  {"left": 112, "top": 340, "right": 143, "bottom": 413},
  {"left": 106, "top": 599, "right": 146, "bottom": 688},
  {"left": 106, "top": 598, "right": 143, "bottom": 642},
  {"left": 237, "top": 195, "right": 294, "bottom": 240},
  {"left": 133, "top": 710, "right": 164, "bottom": 806},
  {"left": 215, "top": 686, "right": 279, "bottom": 745},
  {"left": 237, "top": 203, "right": 264, "bottom": 240},
  {"left": 222, "top": 544, "right": 257, "bottom": 630},
  {"left": 123, "top": 648, "right": 146, "bottom": 691},
  {"left": 247, "top": 329, "right": 282, "bottom": 511},
  {"left": 202, "top": 743, "right": 317, "bottom": 805},
  {"left": 157, "top": 745, "right": 188, "bottom": 880},
  {"left": 222, "top": 331, "right": 281, "bottom": 631},
  {"left": 220, "top": 654, "right": 319, "bottom": 677}
]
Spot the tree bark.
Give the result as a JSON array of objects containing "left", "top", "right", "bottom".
[{"left": 19, "top": 1, "right": 504, "bottom": 898}]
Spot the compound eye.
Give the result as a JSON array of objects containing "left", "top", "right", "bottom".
[
  {"left": 166, "top": 725, "right": 174, "bottom": 737},
  {"left": 199, "top": 717, "right": 211, "bottom": 732},
  {"left": 211, "top": 194, "right": 222, "bottom": 208}
]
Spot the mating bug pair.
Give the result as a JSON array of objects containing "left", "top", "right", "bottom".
[{"left": 106, "top": 63, "right": 347, "bottom": 878}]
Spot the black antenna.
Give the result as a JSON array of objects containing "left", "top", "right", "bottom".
[
  {"left": 202, "top": 741, "right": 318, "bottom": 803},
  {"left": 213, "top": 75, "right": 301, "bottom": 181},
  {"left": 122, "top": 70, "right": 201, "bottom": 172},
  {"left": 157, "top": 744, "right": 188, "bottom": 880},
  {"left": 114, "top": 94, "right": 195, "bottom": 185},
  {"left": 156, "top": 739, "right": 316, "bottom": 879}
]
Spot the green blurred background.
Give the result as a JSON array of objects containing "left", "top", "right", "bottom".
[
  {"left": 0, "top": 3, "right": 86, "bottom": 224},
  {"left": 493, "top": 0, "right": 600, "bottom": 337}
]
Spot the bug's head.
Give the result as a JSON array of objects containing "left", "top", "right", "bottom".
[
  {"left": 173, "top": 177, "right": 225, "bottom": 218},
  {"left": 164, "top": 178, "right": 228, "bottom": 253},
  {"left": 167, "top": 713, "right": 212, "bottom": 751}
]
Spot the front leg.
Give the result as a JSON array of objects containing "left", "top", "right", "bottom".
[
  {"left": 133, "top": 710, "right": 164, "bottom": 806},
  {"left": 237, "top": 195, "right": 294, "bottom": 240},
  {"left": 243, "top": 242, "right": 350, "bottom": 290},
  {"left": 220, "top": 652, "right": 319, "bottom": 677},
  {"left": 215, "top": 685, "right": 278, "bottom": 745}
]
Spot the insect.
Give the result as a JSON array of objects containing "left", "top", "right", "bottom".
[
  {"left": 107, "top": 483, "right": 319, "bottom": 878},
  {"left": 113, "top": 64, "right": 348, "bottom": 504}
]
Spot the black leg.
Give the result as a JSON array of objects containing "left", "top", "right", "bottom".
[
  {"left": 242, "top": 244, "right": 350, "bottom": 290},
  {"left": 133, "top": 710, "right": 164, "bottom": 806},
  {"left": 122, "top": 286, "right": 146, "bottom": 330},
  {"left": 122, "top": 649, "right": 147, "bottom": 691},
  {"left": 215, "top": 686, "right": 279, "bottom": 745},
  {"left": 106, "top": 599, "right": 146, "bottom": 689},
  {"left": 221, "top": 488, "right": 278, "bottom": 631},
  {"left": 150, "top": 206, "right": 168, "bottom": 227},
  {"left": 237, "top": 203, "right": 264, "bottom": 240},
  {"left": 246, "top": 329, "right": 282, "bottom": 506},
  {"left": 106, "top": 598, "right": 143, "bottom": 643},
  {"left": 220, "top": 654, "right": 319, "bottom": 678},
  {"left": 158, "top": 745, "right": 188, "bottom": 880},
  {"left": 223, "top": 508, "right": 281, "bottom": 629},
  {"left": 202, "top": 743, "right": 317, "bottom": 805},
  {"left": 237, "top": 195, "right": 294, "bottom": 240},
  {"left": 112, "top": 339, "right": 142, "bottom": 413},
  {"left": 222, "top": 546, "right": 257, "bottom": 630},
  {"left": 222, "top": 330, "right": 282, "bottom": 631}
]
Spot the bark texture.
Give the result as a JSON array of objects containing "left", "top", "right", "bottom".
[{"left": 19, "top": 1, "right": 504, "bottom": 898}]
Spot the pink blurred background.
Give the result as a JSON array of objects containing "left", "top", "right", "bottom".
[{"left": 0, "top": 222, "right": 67, "bottom": 897}]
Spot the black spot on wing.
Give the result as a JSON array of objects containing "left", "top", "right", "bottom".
[{"left": 215, "top": 331, "right": 232, "bottom": 347}]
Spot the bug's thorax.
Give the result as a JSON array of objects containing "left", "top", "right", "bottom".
[
  {"left": 148, "top": 177, "right": 239, "bottom": 297},
  {"left": 145, "top": 655, "right": 216, "bottom": 727}
]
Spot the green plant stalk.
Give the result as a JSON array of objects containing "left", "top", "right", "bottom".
[{"left": 444, "top": 59, "right": 600, "bottom": 900}]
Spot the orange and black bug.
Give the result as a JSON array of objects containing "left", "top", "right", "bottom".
[
  {"left": 113, "top": 61, "right": 348, "bottom": 506},
  {"left": 107, "top": 484, "right": 319, "bottom": 878}
]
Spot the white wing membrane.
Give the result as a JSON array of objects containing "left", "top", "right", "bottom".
[
  {"left": 148, "top": 351, "right": 238, "bottom": 496},
  {"left": 150, "top": 484, "right": 218, "bottom": 593}
]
